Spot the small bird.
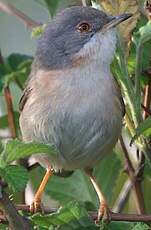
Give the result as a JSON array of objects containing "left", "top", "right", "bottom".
[{"left": 19, "top": 6, "right": 131, "bottom": 221}]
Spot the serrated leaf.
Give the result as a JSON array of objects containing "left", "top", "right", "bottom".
[
  {"left": 131, "top": 223, "right": 150, "bottom": 230},
  {"left": 0, "top": 139, "right": 57, "bottom": 166},
  {"left": 0, "top": 165, "right": 28, "bottom": 192},
  {"left": 32, "top": 201, "right": 96, "bottom": 229},
  {"left": 98, "top": 0, "right": 140, "bottom": 48}
]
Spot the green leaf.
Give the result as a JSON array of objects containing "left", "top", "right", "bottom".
[
  {"left": 35, "top": 0, "right": 60, "bottom": 16},
  {"left": 0, "top": 224, "right": 8, "bottom": 230},
  {"left": 36, "top": 168, "right": 96, "bottom": 205},
  {"left": 43, "top": 152, "right": 121, "bottom": 207},
  {"left": 107, "top": 221, "right": 133, "bottom": 230},
  {"left": 0, "top": 165, "right": 28, "bottom": 192},
  {"left": 44, "top": 0, "right": 60, "bottom": 16},
  {"left": 132, "top": 117, "right": 151, "bottom": 143},
  {"left": 0, "top": 139, "right": 57, "bottom": 166},
  {"left": 106, "top": 222, "right": 149, "bottom": 230},
  {"left": 0, "top": 140, "right": 3, "bottom": 154},
  {"left": 131, "top": 223, "right": 150, "bottom": 230},
  {"left": 94, "top": 152, "right": 121, "bottom": 203},
  {"left": 0, "top": 112, "right": 19, "bottom": 129},
  {"left": 0, "top": 54, "right": 32, "bottom": 89},
  {"left": 32, "top": 201, "right": 97, "bottom": 229},
  {"left": 139, "top": 21, "right": 151, "bottom": 44},
  {"left": 31, "top": 24, "right": 47, "bottom": 38},
  {"left": 6, "top": 54, "right": 32, "bottom": 71}
]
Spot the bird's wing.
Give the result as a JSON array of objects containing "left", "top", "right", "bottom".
[
  {"left": 119, "top": 93, "right": 125, "bottom": 117},
  {"left": 114, "top": 77, "right": 125, "bottom": 117},
  {"left": 19, "top": 86, "right": 32, "bottom": 111}
]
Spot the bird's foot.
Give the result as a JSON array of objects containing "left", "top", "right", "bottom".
[
  {"left": 96, "top": 202, "right": 111, "bottom": 224},
  {"left": 30, "top": 199, "right": 41, "bottom": 213}
]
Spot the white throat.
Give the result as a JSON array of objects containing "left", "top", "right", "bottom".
[{"left": 74, "top": 28, "right": 117, "bottom": 68}]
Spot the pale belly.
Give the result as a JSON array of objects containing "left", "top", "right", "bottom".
[{"left": 20, "top": 87, "right": 123, "bottom": 171}]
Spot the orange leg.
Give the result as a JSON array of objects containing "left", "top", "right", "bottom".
[
  {"left": 30, "top": 168, "right": 53, "bottom": 213},
  {"left": 85, "top": 169, "right": 110, "bottom": 223}
]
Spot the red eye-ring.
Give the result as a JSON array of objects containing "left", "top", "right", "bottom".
[{"left": 76, "top": 22, "right": 91, "bottom": 32}]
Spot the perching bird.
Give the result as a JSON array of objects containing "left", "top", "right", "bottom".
[{"left": 19, "top": 6, "right": 131, "bottom": 221}]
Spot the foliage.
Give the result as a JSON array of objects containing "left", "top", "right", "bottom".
[{"left": 0, "top": 0, "right": 151, "bottom": 229}]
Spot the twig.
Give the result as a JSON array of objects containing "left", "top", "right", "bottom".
[
  {"left": 143, "top": 85, "right": 151, "bottom": 119},
  {"left": 142, "top": 67, "right": 151, "bottom": 119},
  {"left": 0, "top": 1, "right": 40, "bottom": 28},
  {"left": 0, "top": 204, "right": 151, "bottom": 224},
  {"left": 0, "top": 50, "right": 17, "bottom": 138},
  {"left": 141, "top": 104, "right": 151, "bottom": 117},
  {"left": 4, "top": 86, "right": 17, "bottom": 138},
  {"left": 0, "top": 191, "right": 32, "bottom": 230},
  {"left": 120, "top": 136, "right": 145, "bottom": 214},
  {"left": 90, "top": 212, "right": 151, "bottom": 223},
  {"left": 113, "top": 179, "right": 132, "bottom": 213},
  {"left": 10, "top": 204, "right": 151, "bottom": 223}
]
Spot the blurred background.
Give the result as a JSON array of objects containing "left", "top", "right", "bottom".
[{"left": 0, "top": 1, "right": 151, "bottom": 229}]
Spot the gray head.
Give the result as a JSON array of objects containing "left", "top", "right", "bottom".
[{"left": 35, "top": 6, "right": 131, "bottom": 70}]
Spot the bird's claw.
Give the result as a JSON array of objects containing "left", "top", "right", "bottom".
[
  {"left": 95, "top": 202, "right": 111, "bottom": 224},
  {"left": 30, "top": 199, "right": 41, "bottom": 214}
]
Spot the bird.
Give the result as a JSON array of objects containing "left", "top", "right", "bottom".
[{"left": 19, "top": 6, "right": 131, "bottom": 221}]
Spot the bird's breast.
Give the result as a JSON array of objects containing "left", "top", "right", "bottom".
[{"left": 20, "top": 64, "right": 123, "bottom": 170}]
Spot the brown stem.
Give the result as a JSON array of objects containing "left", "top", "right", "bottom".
[
  {"left": 0, "top": 50, "right": 16, "bottom": 138},
  {"left": 141, "top": 104, "right": 151, "bottom": 117},
  {"left": 4, "top": 86, "right": 17, "bottom": 138},
  {"left": 143, "top": 83, "right": 151, "bottom": 119},
  {"left": 12, "top": 205, "right": 151, "bottom": 223},
  {"left": 0, "top": 204, "right": 151, "bottom": 224},
  {"left": 113, "top": 179, "right": 132, "bottom": 213},
  {"left": 0, "top": 191, "right": 32, "bottom": 230},
  {"left": 120, "top": 136, "right": 145, "bottom": 214},
  {"left": 0, "top": 1, "right": 40, "bottom": 28}
]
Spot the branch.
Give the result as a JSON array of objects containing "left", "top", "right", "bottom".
[
  {"left": 120, "top": 136, "right": 145, "bottom": 214},
  {"left": 0, "top": 50, "right": 17, "bottom": 138},
  {"left": 113, "top": 179, "right": 132, "bottom": 213},
  {"left": 141, "top": 104, "right": 151, "bottom": 117},
  {"left": 0, "top": 204, "right": 151, "bottom": 224},
  {"left": 4, "top": 86, "right": 17, "bottom": 138},
  {"left": 11, "top": 205, "right": 151, "bottom": 223},
  {"left": 142, "top": 67, "right": 151, "bottom": 119},
  {"left": 0, "top": 191, "right": 31, "bottom": 230},
  {"left": 0, "top": 1, "right": 40, "bottom": 28}
]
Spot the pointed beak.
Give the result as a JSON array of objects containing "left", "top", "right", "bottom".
[{"left": 102, "top": 13, "right": 133, "bottom": 33}]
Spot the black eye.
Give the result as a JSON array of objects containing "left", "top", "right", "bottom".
[{"left": 76, "top": 22, "right": 91, "bottom": 32}]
